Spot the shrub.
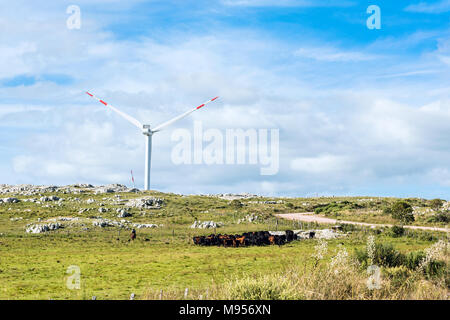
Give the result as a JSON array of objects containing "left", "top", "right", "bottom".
[
  {"left": 404, "top": 230, "right": 438, "bottom": 242},
  {"left": 404, "top": 251, "right": 425, "bottom": 270},
  {"left": 390, "top": 225, "right": 405, "bottom": 237},
  {"left": 390, "top": 201, "right": 414, "bottom": 223},
  {"left": 355, "top": 243, "right": 404, "bottom": 268},
  {"left": 373, "top": 243, "right": 405, "bottom": 267},
  {"left": 356, "top": 243, "right": 447, "bottom": 279},
  {"left": 416, "top": 232, "right": 438, "bottom": 242},
  {"left": 230, "top": 200, "right": 243, "bottom": 209},
  {"left": 429, "top": 199, "right": 443, "bottom": 211},
  {"left": 429, "top": 212, "right": 449, "bottom": 223},
  {"left": 313, "top": 201, "right": 362, "bottom": 216},
  {"left": 383, "top": 266, "right": 411, "bottom": 289}
]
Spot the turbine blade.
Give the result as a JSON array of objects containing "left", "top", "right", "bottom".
[
  {"left": 152, "top": 96, "right": 219, "bottom": 132},
  {"left": 85, "top": 91, "right": 143, "bottom": 129}
]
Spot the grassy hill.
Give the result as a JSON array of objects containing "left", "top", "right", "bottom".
[{"left": 0, "top": 185, "right": 448, "bottom": 300}]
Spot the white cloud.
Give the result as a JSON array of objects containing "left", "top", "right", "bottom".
[
  {"left": 221, "top": 0, "right": 354, "bottom": 7},
  {"left": 291, "top": 154, "right": 351, "bottom": 174},
  {"left": 405, "top": 0, "right": 450, "bottom": 13},
  {"left": 427, "top": 167, "right": 450, "bottom": 187},
  {"left": 294, "top": 46, "right": 378, "bottom": 62}
]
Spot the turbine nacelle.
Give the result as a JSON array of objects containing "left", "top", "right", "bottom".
[{"left": 142, "top": 125, "right": 152, "bottom": 136}]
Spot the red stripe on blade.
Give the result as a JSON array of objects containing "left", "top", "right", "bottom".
[
  {"left": 196, "top": 104, "right": 205, "bottom": 109},
  {"left": 86, "top": 92, "right": 93, "bottom": 97},
  {"left": 211, "top": 96, "right": 219, "bottom": 101},
  {"left": 99, "top": 100, "right": 107, "bottom": 106}
]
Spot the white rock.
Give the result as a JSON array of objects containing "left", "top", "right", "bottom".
[
  {"left": 2, "top": 197, "right": 19, "bottom": 203},
  {"left": 190, "top": 220, "right": 223, "bottom": 229},
  {"left": 26, "top": 223, "right": 61, "bottom": 234},
  {"left": 116, "top": 209, "right": 131, "bottom": 218},
  {"left": 133, "top": 223, "right": 158, "bottom": 229},
  {"left": 294, "top": 229, "right": 346, "bottom": 240},
  {"left": 39, "top": 196, "right": 60, "bottom": 202},
  {"left": 125, "top": 197, "right": 164, "bottom": 209}
]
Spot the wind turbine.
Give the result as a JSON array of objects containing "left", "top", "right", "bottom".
[{"left": 85, "top": 91, "right": 219, "bottom": 190}]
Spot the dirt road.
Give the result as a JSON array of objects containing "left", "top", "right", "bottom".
[{"left": 276, "top": 212, "right": 449, "bottom": 233}]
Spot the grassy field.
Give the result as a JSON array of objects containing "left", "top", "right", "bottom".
[{"left": 0, "top": 187, "right": 448, "bottom": 300}]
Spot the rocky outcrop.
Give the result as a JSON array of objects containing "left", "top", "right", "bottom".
[
  {"left": 92, "top": 219, "right": 127, "bottom": 228},
  {"left": 116, "top": 209, "right": 132, "bottom": 218},
  {"left": 294, "top": 229, "right": 346, "bottom": 239},
  {"left": 0, "top": 197, "right": 20, "bottom": 204},
  {"left": 25, "top": 223, "right": 62, "bottom": 234},
  {"left": 133, "top": 223, "right": 158, "bottom": 229},
  {"left": 40, "top": 196, "right": 60, "bottom": 202},
  {"left": 237, "top": 214, "right": 259, "bottom": 224},
  {"left": 125, "top": 197, "right": 164, "bottom": 209},
  {"left": 216, "top": 193, "right": 259, "bottom": 200},
  {"left": 190, "top": 220, "right": 223, "bottom": 229},
  {"left": 0, "top": 184, "right": 140, "bottom": 196}
]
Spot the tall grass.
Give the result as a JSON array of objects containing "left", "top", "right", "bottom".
[{"left": 143, "top": 240, "right": 449, "bottom": 300}]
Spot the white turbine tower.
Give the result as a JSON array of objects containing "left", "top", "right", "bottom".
[{"left": 85, "top": 91, "right": 219, "bottom": 190}]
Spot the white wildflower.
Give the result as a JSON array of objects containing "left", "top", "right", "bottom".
[
  {"left": 313, "top": 239, "right": 328, "bottom": 260},
  {"left": 330, "top": 245, "right": 349, "bottom": 275},
  {"left": 367, "top": 235, "right": 376, "bottom": 265},
  {"left": 417, "top": 239, "right": 448, "bottom": 272}
]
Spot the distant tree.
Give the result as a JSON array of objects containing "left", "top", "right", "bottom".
[
  {"left": 429, "top": 199, "right": 443, "bottom": 211},
  {"left": 390, "top": 201, "right": 414, "bottom": 223},
  {"left": 230, "top": 199, "right": 243, "bottom": 209}
]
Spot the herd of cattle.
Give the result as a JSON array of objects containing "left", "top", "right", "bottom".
[{"left": 192, "top": 230, "right": 315, "bottom": 247}]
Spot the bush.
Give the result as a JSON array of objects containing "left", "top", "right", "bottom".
[
  {"left": 390, "top": 201, "right": 414, "bottom": 223},
  {"left": 429, "top": 212, "right": 449, "bottom": 223},
  {"left": 313, "top": 201, "right": 362, "bottom": 216},
  {"left": 405, "top": 251, "right": 447, "bottom": 278},
  {"left": 429, "top": 199, "right": 443, "bottom": 211},
  {"left": 383, "top": 266, "right": 411, "bottom": 289},
  {"left": 355, "top": 243, "right": 404, "bottom": 268},
  {"left": 230, "top": 200, "right": 243, "bottom": 209},
  {"left": 373, "top": 243, "right": 405, "bottom": 267},
  {"left": 285, "top": 202, "right": 294, "bottom": 209},
  {"left": 390, "top": 225, "right": 405, "bottom": 237},
  {"left": 403, "top": 251, "right": 425, "bottom": 270},
  {"left": 356, "top": 244, "right": 447, "bottom": 279}
]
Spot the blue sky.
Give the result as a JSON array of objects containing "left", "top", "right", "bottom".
[{"left": 0, "top": 0, "right": 449, "bottom": 198}]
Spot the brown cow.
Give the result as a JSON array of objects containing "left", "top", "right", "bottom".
[
  {"left": 235, "top": 235, "right": 246, "bottom": 247},
  {"left": 268, "top": 235, "right": 276, "bottom": 245}
]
